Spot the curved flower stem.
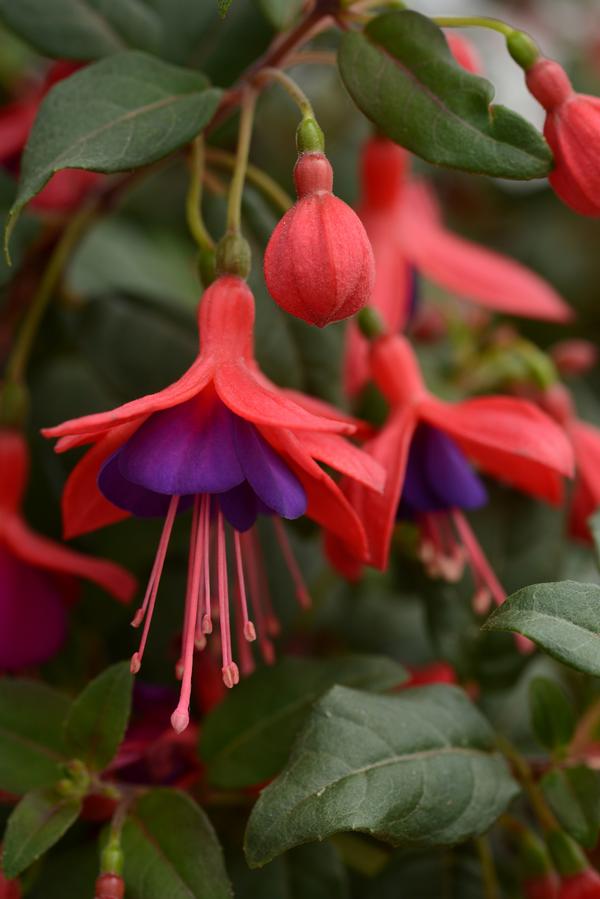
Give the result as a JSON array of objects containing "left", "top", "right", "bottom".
[
  {"left": 497, "top": 736, "right": 559, "bottom": 832},
  {"left": 205, "top": 147, "right": 292, "bottom": 214},
  {"left": 4, "top": 202, "right": 96, "bottom": 384},
  {"left": 433, "top": 15, "right": 515, "bottom": 37},
  {"left": 285, "top": 49, "right": 337, "bottom": 68},
  {"left": 226, "top": 88, "right": 258, "bottom": 235},
  {"left": 475, "top": 836, "right": 500, "bottom": 899},
  {"left": 186, "top": 136, "right": 215, "bottom": 252},
  {"left": 254, "top": 66, "right": 315, "bottom": 118}
]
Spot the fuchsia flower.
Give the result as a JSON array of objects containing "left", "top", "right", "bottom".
[
  {"left": 445, "top": 32, "right": 482, "bottom": 74},
  {"left": 0, "top": 60, "right": 100, "bottom": 212},
  {"left": 344, "top": 137, "right": 573, "bottom": 396},
  {"left": 327, "top": 333, "right": 574, "bottom": 612},
  {"left": 526, "top": 58, "right": 600, "bottom": 217},
  {"left": 264, "top": 151, "right": 375, "bottom": 327},
  {"left": 44, "top": 275, "right": 384, "bottom": 732},
  {"left": 0, "top": 429, "right": 135, "bottom": 670}
]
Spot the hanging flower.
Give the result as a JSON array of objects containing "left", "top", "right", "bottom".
[
  {"left": 445, "top": 32, "right": 482, "bottom": 74},
  {"left": 44, "top": 275, "right": 384, "bottom": 732},
  {"left": 526, "top": 58, "right": 600, "bottom": 217},
  {"left": 0, "top": 429, "right": 135, "bottom": 670},
  {"left": 344, "top": 136, "right": 573, "bottom": 396},
  {"left": 264, "top": 150, "right": 375, "bottom": 327},
  {"left": 327, "top": 333, "right": 574, "bottom": 612}
]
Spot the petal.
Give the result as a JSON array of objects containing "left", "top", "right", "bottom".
[
  {"left": 401, "top": 181, "right": 573, "bottom": 322},
  {"left": 296, "top": 430, "right": 386, "bottom": 493},
  {"left": 233, "top": 418, "right": 307, "bottom": 520},
  {"left": 280, "top": 388, "right": 372, "bottom": 438},
  {"left": 265, "top": 428, "right": 369, "bottom": 557},
  {"left": 218, "top": 482, "right": 260, "bottom": 532},
  {"left": 0, "top": 545, "right": 68, "bottom": 669},
  {"left": 98, "top": 452, "right": 190, "bottom": 518},
  {"left": 43, "top": 355, "right": 214, "bottom": 441},
  {"left": 0, "top": 429, "right": 29, "bottom": 513},
  {"left": 117, "top": 392, "right": 244, "bottom": 496},
  {"left": 1, "top": 516, "right": 137, "bottom": 603},
  {"left": 569, "top": 421, "right": 600, "bottom": 540},
  {"left": 215, "top": 361, "right": 354, "bottom": 433},
  {"left": 61, "top": 425, "right": 137, "bottom": 539},
  {"left": 421, "top": 396, "right": 574, "bottom": 505}
]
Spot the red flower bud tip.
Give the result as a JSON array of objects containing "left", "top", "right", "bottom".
[
  {"left": 551, "top": 340, "right": 598, "bottom": 377},
  {"left": 264, "top": 152, "right": 375, "bottom": 327},
  {"left": 559, "top": 869, "right": 600, "bottom": 899},
  {"left": 524, "top": 872, "right": 561, "bottom": 899},
  {"left": 94, "top": 874, "right": 125, "bottom": 899},
  {"left": 446, "top": 32, "right": 483, "bottom": 74},
  {"left": 0, "top": 871, "right": 21, "bottom": 899},
  {"left": 526, "top": 59, "right": 600, "bottom": 216}
]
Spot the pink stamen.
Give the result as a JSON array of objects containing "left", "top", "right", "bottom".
[
  {"left": 241, "top": 530, "right": 276, "bottom": 663},
  {"left": 217, "top": 509, "right": 239, "bottom": 688},
  {"left": 194, "top": 495, "right": 210, "bottom": 647},
  {"left": 234, "top": 584, "right": 255, "bottom": 678},
  {"left": 130, "top": 495, "right": 179, "bottom": 674},
  {"left": 171, "top": 497, "right": 204, "bottom": 734},
  {"left": 273, "top": 518, "right": 311, "bottom": 609},
  {"left": 451, "top": 510, "right": 506, "bottom": 608},
  {"left": 201, "top": 495, "right": 213, "bottom": 635},
  {"left": 249, "top": 529, "right": 281, "bottom": 637},
  {"left": 234, "top": 530, "right": 256, "bottom": 642}
]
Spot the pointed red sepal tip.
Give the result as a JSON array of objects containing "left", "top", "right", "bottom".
[
  {"left": 264, "top": 152, "right": 375, "bottom": 327},
  {"left": 559, "top": 869, "right": 600, "bottom": 899},
  {"left": 94, "top": 874, "right": 125, "bottom": 899},
  {"left": 526, "top": 58, "right": 600, "bottom": 217},
  {"left": 170, "top": 706, "right": 190, "bottom": 735}
]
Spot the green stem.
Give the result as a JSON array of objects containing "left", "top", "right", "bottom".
[
  {"left": 433, "top": 15, "right": 514, "bottom": 37},
  {"left": 254, "top": 66, "right": 314, "bottom": 118},
  {"left": 4, "top": 203, "right": 95, "bottom": 384},
  {"left": 475, "top": 836, "right": 500, "bottom": 899},
  {"left": 205, "top": 147, "right": 292, "bottom": 214},
  {"left": 497, "top": 737, "right": 559, "bottom": 832},
  {"left": 186, "top": 136, "right": 215, "bottom": 252},
  {"left": 226, "top": 88, "right": 257, "bottom": 234}
]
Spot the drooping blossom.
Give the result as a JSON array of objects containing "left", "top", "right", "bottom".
[
  {"left": 526, "top": 58, "right": 600, "bottom": 217},
  {"left": 344, "top": 137, "right": 573, "bottom": 396},
  {"left": 559, "top": 870, "right": 600, "bottom": 899},
  {"left": 44, "top": 275, "right": 384, "bottom": 732},
  {"left": 0, "top": 429, "right": 135, "bottom": 670},
  {"left": 0, "top": 60, "right": 100, "bottom": 212},
  {"left": 264, "top": 151, "right": 375, "bottom": 327},
  {"left": 327, "top": 332, "right": 574, "bottom": 613}
]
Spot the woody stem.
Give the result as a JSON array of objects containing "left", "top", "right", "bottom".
[
  {"left": 226, "top": 88, "right": 258, "bottom": 235},
  {"left": 186, "top": 136, "right": 215, "bottom": 252}
]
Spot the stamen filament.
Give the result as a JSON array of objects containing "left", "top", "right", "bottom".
[
  {"left": 217, "top": 509, "right": 239, "bottom": 688},
  {"left": 273, "top": 518, "right": 311, "bottom": 609},
  {"left": 234, "top": 529, "right": 255, "bottom": 641}
]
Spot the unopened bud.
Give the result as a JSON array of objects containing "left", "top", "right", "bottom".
[
  {"left": 216, "top": 232, "right": 251, "bottom": 280},
  {"left": 94, "top": 873, "right": 125, "bottom": 899}
]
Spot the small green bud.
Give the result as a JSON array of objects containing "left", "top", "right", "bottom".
[
  {"left": 216, "top": 232, "right": 251, "bottom": 279},
  {"left": 357, "top": 307, "right": 385, "bottom": 340},
  {"left": 296, "top": 117, "right": 325, "bottom": 154},
  {"left": 101, "top": 842, "right": 124, "bottom": 876},
  {"left": 507, "top": 30, "right": 541, "bottom": 71}
]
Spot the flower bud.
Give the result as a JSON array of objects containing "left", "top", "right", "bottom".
[
  {"left": 446, "top": 32, "right": 483, "bottom": 74},
  {"left": 94, "top": 874, "right": 125, "bottom": 899},
  {"left": 264, "top": 152, "right": 375, "bottom": 327},
  {"left": 0, "top": 869, "right": 21, "bottom": 899},
  {"left": 559, "top": 869, "right": 600, "bottom": 899},
  {"left": 551, "top": 340, "right": 598, "bottom": 377},
  {"left": 526, "top": 59, "right": 600, "bottom": 216}
]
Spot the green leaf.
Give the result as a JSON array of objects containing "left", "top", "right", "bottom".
[
  {"left": 121, "top": 789, "right": 232, "bottom": 899},
  {"left": 0, "top": 679, "right": 70, "bottom": 794},
  {"left": 64, "top": 661, "right": 133, "bottom": 771},
  {"left": 201, "top": 655, "right": 407, "bottom": 789},
  {"left": 2, "top": 788, "right": 82, "bottom": 878},
  {"left": 244, "top": 685, "right": 518, "bottom": 867},
  {"left": 483, "top": 581, "right": 600, "bottom": 675},
  {"left": 337, "top": 11, "right": 552, "bottom": 180},
  {"left": 6, "top": 51, "right": 222, "bottom": 250},
  {"left": 541, "top": 766, "right": 600, "bottom": 849},
  {"left": 0, "top": 0, "right": 162, "bottom": 60},
  {"left": 529, "top": 677, "right": 576, "bottom": 754},
  {"left": 256, "top": 0, "right": 303, "bottom": 31}
]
